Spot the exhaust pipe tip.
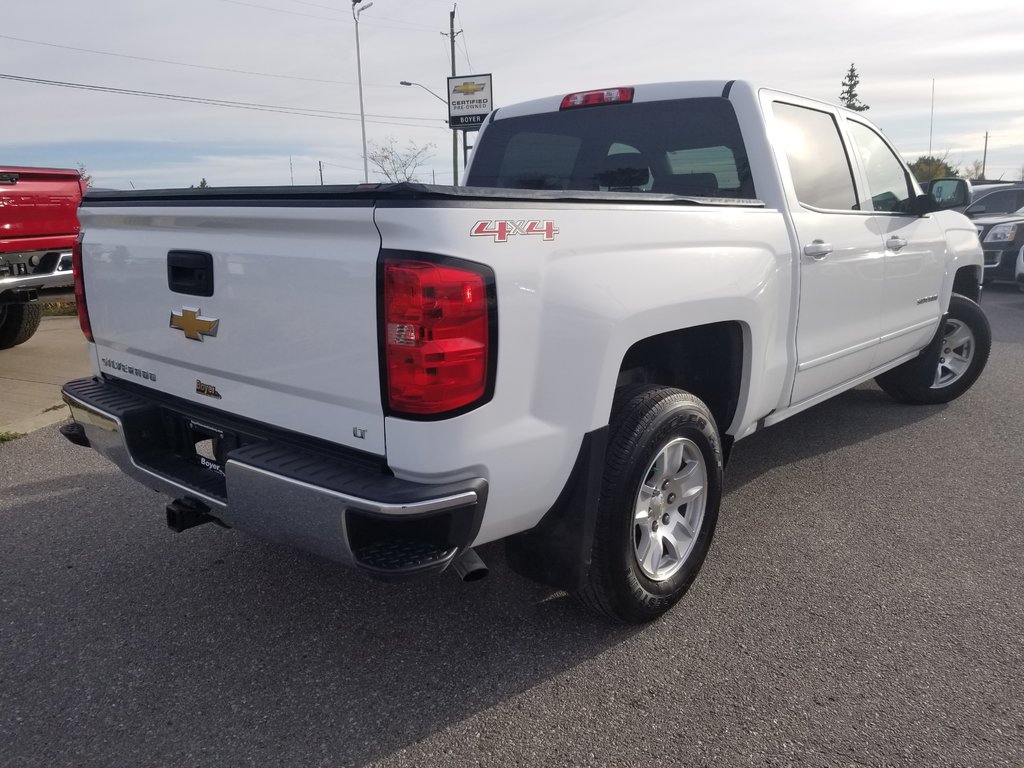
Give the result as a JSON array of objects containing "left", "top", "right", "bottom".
[{"left": 451, "top": 547, "right": 488, "bottom": 582}]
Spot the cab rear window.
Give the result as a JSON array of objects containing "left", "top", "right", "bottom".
[{"left": 467, "top": 97, "right": 755, "bottom": 199}]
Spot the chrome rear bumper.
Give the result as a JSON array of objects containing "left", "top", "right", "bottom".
[{"left": 61, "top": 376, "right": 487, "bottom": 578}]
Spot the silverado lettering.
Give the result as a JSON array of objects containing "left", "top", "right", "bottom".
[{"left": 100, "top": 358, "right": 157, "bottom": 382}]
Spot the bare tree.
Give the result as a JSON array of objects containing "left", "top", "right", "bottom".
[
  {"left": 367, "top": 137, "right": 435, "bottom": 183},
  {"left": 962, "top": 159, "right": 985, "bottom": 180},
  {"left": 76, "top": 163, "right": 94, "bottom": 187}
]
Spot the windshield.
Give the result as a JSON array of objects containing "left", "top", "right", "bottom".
[{"left": 467, "top": 97, "right": 755, "bottom": 199}]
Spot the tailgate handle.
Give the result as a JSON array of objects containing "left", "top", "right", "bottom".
[
  {"left": 168, "top": 250, "right": 214, "bottom": 297},
  {"left": 0, "top": 173, "right": 19, "bottom": 184}
]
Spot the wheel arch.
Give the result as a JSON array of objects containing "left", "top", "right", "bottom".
[
  {"left": 952, "top": 264, "right": 982, "bottom": 303},
  {"left": 614, "top": 320, "right": 747, "bottom": 451}
]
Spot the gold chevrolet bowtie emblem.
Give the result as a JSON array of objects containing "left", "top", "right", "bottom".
[
  {"left": 169, "top": 307, "right": 219, "bottom": 341},
  {"left": 452, "top": 82, "right": 485, "bottom": 95}
]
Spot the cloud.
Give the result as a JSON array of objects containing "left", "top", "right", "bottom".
[{"left": 3, "top": 0, "right": 1021, "bottom": 187}]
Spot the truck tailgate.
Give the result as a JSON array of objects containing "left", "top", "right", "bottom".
[
  {"left": 78, "top": 201, "right": 386, "bottom": 455},
  {"left": 0, "top": 166, "right": 82, "bottom": 252}
]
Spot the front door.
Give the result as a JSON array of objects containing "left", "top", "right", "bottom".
[{"left": 845, "top": 119, "right": 945, "bottom": 364}]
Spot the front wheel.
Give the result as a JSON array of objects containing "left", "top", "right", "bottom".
[
  {"left": 875, "top": 294, "right": 991, "bottom": 405},
  {"left": 578, "top": 386, "right": 723, "bottom": 623}
]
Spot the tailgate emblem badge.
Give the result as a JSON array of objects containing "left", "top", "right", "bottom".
[{"left": 170, "top": 307, "right": 219, "bottom": 341}]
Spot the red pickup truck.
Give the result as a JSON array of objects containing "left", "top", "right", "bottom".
[{"left": 0, "top": 166, "right": 84, "bottom": 347}]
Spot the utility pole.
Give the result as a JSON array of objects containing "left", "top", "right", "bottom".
[
  {"left": 445, "top": 8, "right": 461, "bottom": 185},
  {"left": 981, "top": 132, "right": 989, "bottom": 180},
  {"left": 319, "top": 160, "right": 324, "bottom": 185},
  {"left": 928, "top": 79, "right": 934, "bottom": 156}
]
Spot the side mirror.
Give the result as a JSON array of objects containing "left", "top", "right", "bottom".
[
  {"left": 910, "top": 194, "right": 941, "bottom": 215},
  {"left": 927, "top": 177, "right": 971, "bottom": 209}
]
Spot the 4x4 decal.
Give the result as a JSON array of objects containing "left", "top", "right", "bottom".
[{"left": 471, "top": 219, "right": 559, "bottom": 242}]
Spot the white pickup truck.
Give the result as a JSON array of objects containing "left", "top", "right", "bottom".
[{"left": 61, "top": 80, "right": 989, "bottom": 623}]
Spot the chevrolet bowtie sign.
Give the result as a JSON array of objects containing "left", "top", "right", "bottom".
[
  {"left": 447, "top": 73, "right": 493, "bottom": 130},
  {"left": 170, "top": 307, "right": 220, "bottom": 341}
]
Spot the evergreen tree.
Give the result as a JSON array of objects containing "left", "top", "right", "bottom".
[{"left": 839, "top": 64, "right": 870, "bottom": 112}]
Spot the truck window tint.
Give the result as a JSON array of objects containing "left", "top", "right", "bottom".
[
  {"left": 598, "top": 144, "right": 653, "bottom": 192},
  {"left": 496, "top": 132, "right": 582, "bottom": 190},
  {"left": 666, "top": 146, "right": 741, "bottom": 188},
  {"left": 772, "top": 102, "right": 858, "bottom": 211},
  {"left": 847, "top": 121, "right": 914, "bottom": 213},
  {"left": 468, "top": 97, "right": 755, "bottom": 199}
]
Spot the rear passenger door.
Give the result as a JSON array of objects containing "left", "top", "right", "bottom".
[
  {"left": 769, "top": 99, "right": 886, "bottom": 405},
  {"left": 845, "top": 119, "right": 945, "bottom": 365}
]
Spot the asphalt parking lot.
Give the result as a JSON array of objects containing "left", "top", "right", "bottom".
[{"left": 1, "top": 287, "right": 1022, "bottom": 767}]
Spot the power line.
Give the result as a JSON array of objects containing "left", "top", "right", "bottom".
[
  {"left": 218, "top": 0, "right": 344, "bottom": 22},
  {"left": 320, "top": 160, "right": 363, "bottom": 171},
  {"left": 0, "top": 33, "right": 355, "bottom": 86},
  {"left": 0, "top": 73, "right": 447, "bottom": 128},
  {"left": 217, "top": 0, "right": 438, "bottom": 32},
  {"left": 279, "top": 0, "right": 353, "bottom": 11},
  {"left": 455, "top": 5, "right": 474, "bottom": 71}
]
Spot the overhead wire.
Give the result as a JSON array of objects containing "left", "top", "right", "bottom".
[
  {"left": 0, "top": 33, "right": 358, "bottom": 86},
  {"left": 0, "top": 73, "right": 448, "bottom": 128},
  {"left": 217, "top": 0, "right": 344, "bottom": 22},
  {"left": 216, "top": 0, "right": 438, "bottom": 32},
  {"left": 455, "top": 5, "right": 474, "bottom": 71}
]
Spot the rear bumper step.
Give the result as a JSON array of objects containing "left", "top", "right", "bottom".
[{"left": 61, "top": 376, "right": 487, "bottom": 578}]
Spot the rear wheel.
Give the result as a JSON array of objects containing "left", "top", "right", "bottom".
[
  {"left": 578, "top": 386, "right": 722, "bottom": 623},
  {"left": 875, "top": 294, "right": 991, "bottom": 405},
  {"left": 0, "top": 303, "right": 43, "bottom": 349}
]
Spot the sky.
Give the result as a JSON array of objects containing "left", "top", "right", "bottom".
[{"left": 2, "top": 0, "right": 1023, "bottom": 189}]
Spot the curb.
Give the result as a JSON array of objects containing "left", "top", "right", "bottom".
[{"left": 1, "top": 404, "right": 71, "bottom": 437}]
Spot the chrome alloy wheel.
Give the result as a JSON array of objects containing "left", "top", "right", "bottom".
[
  {"left": 932, "top": 317, "right": 975, "bottom": 389},
  {"left": 633, "top": 437, "right": 708, "bottom": 582}
]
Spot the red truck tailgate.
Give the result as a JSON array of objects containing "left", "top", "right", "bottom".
[{"left": 0, "top": 166, "right": 83, "bottom": 253}]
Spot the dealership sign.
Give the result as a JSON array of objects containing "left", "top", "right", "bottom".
[{"left": 447, "top": 74, "right": 493, "bottom": 131}]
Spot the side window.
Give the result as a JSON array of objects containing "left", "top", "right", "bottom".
[
  {"left": 847, "top": 121, "right": 914, "bottom": 213},
  {"left": 772, "top": 101, "right": 858, "bottom": 210},
  {"left": 965, "top": 190, "right": 1022, "bottom": 217}
]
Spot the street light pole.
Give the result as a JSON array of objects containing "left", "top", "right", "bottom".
[
  {"left": 399, "top": 80, "right": 446, "bottom": 105},
  {"left": 352, "top": 0, "right": 373, "bottom": 183},
  {"left": 400, "top": 80, "right": 454, "bottom": 184}
]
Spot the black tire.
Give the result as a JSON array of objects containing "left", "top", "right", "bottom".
[
  {"left": 0, "top": 303, "right": 43, "bottom": 349},
  {"left": 875, "top": 294, "right": 991, "bottom": 405},
  {"left": 578, "top": 385, "right": 723, "bottom": 623}
]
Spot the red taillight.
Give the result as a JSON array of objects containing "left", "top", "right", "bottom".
[
  {"left": 71, "top": 233, "right": 93, "bottom": 342},
  {"left": 383, "top": 257, "right": 493, "bottom": 416},
  {"left": 560, "top": 87, "right": 634, "bottom": 110}
]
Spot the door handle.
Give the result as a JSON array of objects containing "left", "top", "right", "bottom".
[
  {"left": 803, "top": 240, "right": 833, "bottom": 260},
  {"left": 886, "top": 236, "right": 908, "bottom": 252}
]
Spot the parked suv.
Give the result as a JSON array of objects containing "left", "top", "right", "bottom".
[
  {"left": 964, "top": 184, "right": 1024, "bottom": 219},
  {"left": 972, "top": 205, "right": 1024, "bottom": 283}
]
